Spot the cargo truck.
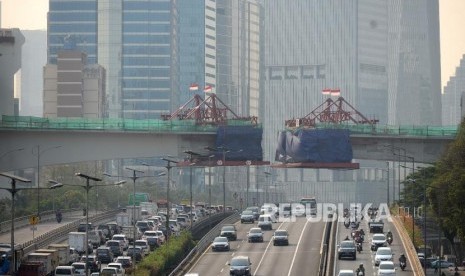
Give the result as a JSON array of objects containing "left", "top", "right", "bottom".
[
  {"left": 33, "top": 249, "right": 60, "bottom": 270},
  {"left": 68, "top": 232, "right": 87, "bottom": 254},
  {"left": 47, "top": 244, "right": 71, "bottom": 265},
  {"left": 25, "top": 252, "right": 55, "bottom": 276},
  {"left": 17, "top": 261, "right": 46, "bottom": 276},
  {"left": 116, "top": 213, "right": 130, "bottom": 227}
]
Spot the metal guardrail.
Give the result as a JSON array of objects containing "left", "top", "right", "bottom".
[
  {"left": 391, "top": 216, "right": 425, "bottom": 276},
  {"left": 20, "top": 209, "right": 119, "bottom": 256},
  {"left": 0, "top": 208, "right": 81, "bottom": 235},
  {"left": 318, "top": 215, "right": 334, "bottom": 276},
  {"left": 325, "top": 214, "right": 338, "bottom": 276},
  {"left": 169, "top": 212, "right": 239, "bottom": 276}
]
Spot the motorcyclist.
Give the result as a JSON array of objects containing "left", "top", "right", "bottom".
[
  {"left": 55, "top": 209, "right": 62, "bottom": 223},
  {"left": 399, "top": 253, "right": 407, "bottom": 269},
  {"left": 386, "top": 230, "right": 393, "bottom": 243},
  {"left": 399, "top": 253, "right": 406, "bottom": 262},
  {"left": 356, "top": 263, "right": 365, "bottom": 276}
]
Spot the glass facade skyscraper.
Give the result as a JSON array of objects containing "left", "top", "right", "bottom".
[
  {"left": 48, "top": 0, "right": 98, "bottom": 64},
  {"left": 262, "top": 0, "right": 441, "bottom": 161},
  {"left": 178, "top": 0, "right": 216, "bottom": 104},
  {"left": 48, "top": 0, "right": 179, "bottom": 119}
]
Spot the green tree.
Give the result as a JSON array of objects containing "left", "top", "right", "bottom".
[{"left": 431, "top": 120, "right": 465, "bottom": 243}]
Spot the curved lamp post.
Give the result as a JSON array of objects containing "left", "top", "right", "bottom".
[
  {"left": 32, "top": 145, "right": 61, "bottom": 219},
  {"left": 0, "top": 172, "right": 31, "bottom": 275},
  {"left": 161, "top": 158, "right": 178, "bottom": 243},
  {"left": 49, "top": 174, "right": 125, "bottom": 276}
]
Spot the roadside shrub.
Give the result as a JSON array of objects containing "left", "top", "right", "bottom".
[{"left": 136, "top": 231, "right": 195, "bottom": 276}]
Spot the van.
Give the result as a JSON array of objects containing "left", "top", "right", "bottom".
[
  {"left": 55, "top": 265, "right": 76, "bottom": 276},
  {"left": 257, "top": 215, "right": 273, "bottom": 230},
  {"left": 96, "top": 246, "right": 114, "bottom": 264},
  {"left": 105, "top": 240, "right": 123, "bottom": 257}
]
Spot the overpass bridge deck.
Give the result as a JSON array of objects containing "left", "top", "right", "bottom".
[{"left": 0, "top": 115, "right": 458, "bottom": 138}]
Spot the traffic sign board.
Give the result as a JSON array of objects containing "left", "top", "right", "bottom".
[{"left": 29, "top": 215, "right": 39, "bottom": 225}]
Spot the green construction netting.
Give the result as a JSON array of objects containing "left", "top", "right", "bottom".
[{"left": 0, "top": 115, "right": 259, "bottom": 133}]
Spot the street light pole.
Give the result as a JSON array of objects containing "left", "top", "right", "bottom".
[
  {"left": 50, "top": 178, "right": 125, "bottom": 275},
  {"left": 161, "top": 158, "right": 178, "bottom": 243},
  {"left": 0, "top": 172, "right": 31, "bottom": 275},
  {"left": 74, "top": 173, "right": 102, "bottom": 276},
  {"left": 33, "top": 145, "right": 61, "bottom": 219},
  {"left": 125, "top": 167, "right": 143, "bottom": 273},
  {"left": 386, "top": 162, "right": 390, "bottom": 206}
]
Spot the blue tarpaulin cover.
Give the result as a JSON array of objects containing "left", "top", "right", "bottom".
[
  {"left": 275, "top": 129, "right": 353, "bottom": 163},
  {"left": 216, "top": 126, "right": 263, "bottom": 161}
]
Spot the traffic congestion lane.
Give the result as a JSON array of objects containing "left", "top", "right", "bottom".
[
  {"left": 335, "top": 216, "right": 414, "bottom": 276},
  {"left": 187, "top": 216, "right": 326, "bottom": 276}
]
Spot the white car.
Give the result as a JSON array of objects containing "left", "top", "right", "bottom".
[
  {"left": 100, "top": 267, "right": 118, "bottom": 276},
  {"left": 134, "top": 240, "right": 149, "bottom": 256},
  {"left": 371, "top": 233, "right": 387, "bottom": 251},
  {"left": 374, "top": 247, "right": 394, "bottom": 266},
  {"left": 71, "top": 262, "right": 86, "bottom": 276},
  {"left": 112, "top": 234, "right": 129, "bottom": 250},
  {"left": 377, "top": 261, "right": 396, "bottom": 275},
  {"left": 55, "top": 266, "right": 76, "bottom": 276},
  {"left": 337, "top": 270, "right": 355, "bottom": 276},
  {"left": 107, "top": 262, "right": 125, "bottom": 276}
]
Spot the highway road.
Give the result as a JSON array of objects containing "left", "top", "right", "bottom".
[
  {"left": 334, "top": 214, "right": 414, "bottom": 276},
  {"left": 187, "top": 216, "right": 326, "bottom": 276}
]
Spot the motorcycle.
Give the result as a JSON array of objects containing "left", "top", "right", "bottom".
[
  {"left": 356, "top": 242, "right": 362, "bottom": 253},
  {"left": 356, "top": 269, "right": 365, "bottom": 276},
  {"left": 56, "top": 211, "right": 62, "bottom": 223},
  {"left": 387, "top": 236, "right": 393, "bottom": 245},
  {"left": 400, "top": 261, "right": 406, "bottom": 271}
]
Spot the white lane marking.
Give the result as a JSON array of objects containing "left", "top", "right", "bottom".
[
  {"left": 287, "top": 219, "right": 310, "bottom": 276},
  {"left": 252, "top": 222, "right": 285, "bottom": 275}
]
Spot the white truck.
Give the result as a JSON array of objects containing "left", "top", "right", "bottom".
[
  {"left": 125, "top": 206, "right": 142, "bottom": 224},
  {"left": 121, "top": 226, "right": 142, "bottom": 242},
  {"left": 34, "top": 249, "right": 60, "bottom": 269},
  {"left": 139, "top": 202, "right": 158, "bottom": 217},
  {"left": 68, "top": 232, "right": 87, "bottom": 254},
  {"left": 26, "top": 252, "right": 55, "bottom": 276},
  {"left": 116, "top": 213, "right": 130, "bottom": 227},
  {"left": 47, "top": 244, "right": 71, "bottom": 265}
]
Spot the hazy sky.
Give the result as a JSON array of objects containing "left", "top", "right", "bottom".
[{"left": 1, "top": 0, "right": 465, "bottom": 91}]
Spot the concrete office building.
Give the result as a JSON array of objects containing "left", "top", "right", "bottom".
[
  {"left": 442, "top": 55, "right": 465, "bottom": 126},
  {"left": 0, "top": 28, "right": 25, "bottom": 116},
  {"left": 43, "top": 50, "right": 105, "bottom": 118},
  {"left": 48, "top": 0, "right": 179, "bottom": 119},
  {"left": 19, "top": 30, "right": 47, "bottom": 117}
]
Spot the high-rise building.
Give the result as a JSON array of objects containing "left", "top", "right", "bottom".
[
  {"left": 19, "top": 30, "right": 47, "bottom": 117},
  {"left": 388, "top": 0, "right": 442, "bottom": 126},
  {"left": 262, "top": 0, "right": 441, "bottom": 162},
  {"left": 43, "top": 49, "right": 105, "bottom": 118},
  {"left": 216, "top": 0, "right": 262, "bottom": 117},
  {"left": 0, "top": 28, "right": 24, "bottom": 116},
  {"left": 48, "top": 0, "right": 179, "bottom": 119},
  {"left": 178, "top": 0, "right": 216, "bottom": 104},
  {"left": 442, "top": 55, "right": 465, "bottom": 126}
]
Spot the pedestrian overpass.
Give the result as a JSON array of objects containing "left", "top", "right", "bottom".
[{"left": 0, "top": 116, "right": 457, "bottom": 171}]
